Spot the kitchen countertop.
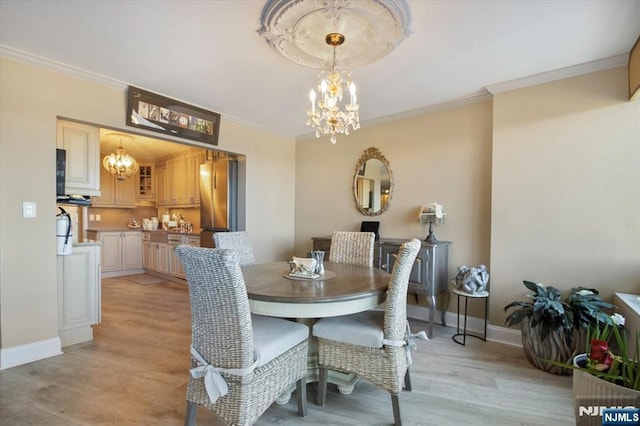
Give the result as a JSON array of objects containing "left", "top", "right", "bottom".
[
  {"left": 86, "top": 227, "right": 142, "bottom": 232},
  {"left": 74, "top": 241, "right": 101, "bottom": 247},
  {"left": 86, "top": 228, "right": 202, "bottom": 236},
  {"left": 142, "top": 229, "right": 201, "bottom": 235}
]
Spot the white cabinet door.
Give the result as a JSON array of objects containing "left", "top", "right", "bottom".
[
  {"left": 168, "top": 245, "right": 184, "bottom": 278},
  {"left": 114, "top": 178, "right": 137, "bottom": 207},
  {"left": 185, "top": 152, "right": 204, "bottom": 205},
  {"left": 100, "top": 232, "right": 122, "bottom": 272},
  {"left": 57, "top": 120, "right": 100, "bottom": 196},
  {"left": 149, "top": 243, "right": 168, "bottom": 273},
  {"left": 93, "top": 167, "right": 137, "bottom": 208},
  {"left": 92, "top": 167, "right": 115, "bottom": 205},
  {"left": 122, "top": 232, "right": 143, "bottom": 270},
  {"left": 157, "top": 244, "right": 169, "bottom": 274},
  {"left": 155, "top": 164, "right": 167, "bottom": 206},
  {"left": 142, "top": 241, "right": 153, "bottom": 270},
  {"left": 57, "top": 244, "right": 101, "bottom": 346}
]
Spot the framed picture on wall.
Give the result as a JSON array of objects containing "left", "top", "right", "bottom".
[{"left": 126, "top": 86, "right": 221, "bottom": 145}]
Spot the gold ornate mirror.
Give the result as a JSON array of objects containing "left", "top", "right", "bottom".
[{"left": 353, "top": 147, "right": 393, "bottom": 216}]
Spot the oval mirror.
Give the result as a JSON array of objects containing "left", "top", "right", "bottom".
[{"left": 353, "top": 147, "right": 393, "bottom": 216}]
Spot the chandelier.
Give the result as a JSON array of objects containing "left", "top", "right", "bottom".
[
  {"left": 103, "top": 133, "right": 139, "bottom": 181},
  {"left": 306, "top": 33, "right": 360, "bottom": 144}
]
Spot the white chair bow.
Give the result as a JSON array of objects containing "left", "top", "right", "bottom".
[
  {"left": 190, "top": 346, "right": 259, "bottom": 404},
  {"left": 382, "top": 322, "right": 428, "bottom": 365}
]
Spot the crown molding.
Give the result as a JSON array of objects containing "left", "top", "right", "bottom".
[
  {"left": 2, "top": 44, "right": 628, "bottom": 138},
  {"left": 1, "top": 44, "right": 128, "bottom": 89},
  {"left": 360, "top": 89, "right": 493, "bottom": 129},
  {"left": 0, "top": 45, "right": 291, "bottom": 139},
  {"left": 485, "top": 53, "right": 629, "bottom": 94}
]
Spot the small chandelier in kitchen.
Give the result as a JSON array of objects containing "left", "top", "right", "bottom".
[
  {"left": 103, "top": 134, "right": 139, "bottom": 181},
  {"left": 306, "top": 33, "right": 360, "bottom": 144}
]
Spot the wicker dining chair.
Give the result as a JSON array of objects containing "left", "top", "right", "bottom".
[
  {"left": 213, "top": 231, "right": 256, "bottom": 266},
  {"left": 176, "top": 245, "right": 309, "bottom": 426},
  {"left": 328, "top": 231, "right": 375, "bottom": 266},
  {"left": 312, "top": 239, "right": 426, "bottom": 426}
]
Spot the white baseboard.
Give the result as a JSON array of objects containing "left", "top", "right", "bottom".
[
  {"left": 0, "top": 337, "right": 63, "bottom": 370},
  {"left": 406, "top": 305, "right": 522, "bottom": 347}
]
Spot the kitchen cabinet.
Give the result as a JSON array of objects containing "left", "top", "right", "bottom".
[
  {"left": 142, "top": 232, "right": 169, "bottom": 274},
  {"left": 312, "top": 236, "right": 451, "bottom": 337},
  {"left": 57, "top": 243, "right": 101, "bottom": 346},
  {"left": 167, "top": 156, "right": 187, "bottom": 205},
  {"left": 136, "top": 163, "right": 155, "bottom": 204},
  {"left": 151, "top": 243, "right": 169, "bottom": 274},
  {"left": 92, "top": 166, "right": 137, "bottom": 207},
  {"left": 155, "top": 162, "right": 167, "bottom": 206},
  {"left": 154, "top": 150, "right": 204, "bottom": 207},
  {"left": 185, "top": 151, "right": 205, "bottom": 205},
  {"left": 168, "top": 234, "right": 200, "bottom": 279},
  {"left": 87, "top": 230, "right": 143, "bottom": 277},
  {"left": 56, "top": 120, "right": 101, "bottom": 196}
]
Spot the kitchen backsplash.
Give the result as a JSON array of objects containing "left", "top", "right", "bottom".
[{"left": 88, "top": 206, "right": 201, "bottom": 230}]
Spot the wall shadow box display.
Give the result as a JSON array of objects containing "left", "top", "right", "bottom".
[{"left": 126, "top": 86, "right": 221, "bottom": 145}]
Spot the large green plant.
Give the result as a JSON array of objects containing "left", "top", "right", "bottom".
[{"left": 504, "top": 280, "right": 614, "bottom": 345}]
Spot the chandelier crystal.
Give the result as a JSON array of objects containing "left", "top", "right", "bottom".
[
  {"left": 306, "top": 33, "right": 360, "bottom": 144},
  {"left": 103, "top": 134, "right": 139, "bottom": 181}
]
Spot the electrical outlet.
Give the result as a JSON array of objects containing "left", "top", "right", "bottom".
[
  {"left": 96, "top": 214, "right": 101, "bottom": 221},
  {"left": 89, "top": 214, "right": 95, "bottom": 221}
]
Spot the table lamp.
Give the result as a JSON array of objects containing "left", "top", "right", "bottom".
[{"left": 418, "top": 203, "right": 446, "bottom": 243}]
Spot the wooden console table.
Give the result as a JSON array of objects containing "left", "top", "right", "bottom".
[{"left": 312, "top": 236, "right": 451, "bottom": 337}]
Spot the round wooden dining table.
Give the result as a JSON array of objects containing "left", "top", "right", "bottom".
[
  {"left": 241, "top": 260, "right": 392, "bottom": 397},
  {"left": 241, "top": 261, "right": 391, "bottom": 318}
]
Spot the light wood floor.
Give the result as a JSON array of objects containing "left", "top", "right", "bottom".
[{"left": 1, "top": 275, "right": 575, "bottom": 425}]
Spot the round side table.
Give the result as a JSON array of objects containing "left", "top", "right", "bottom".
[{"left": 452, "top": 288, "right": 489, "bottom": 346}]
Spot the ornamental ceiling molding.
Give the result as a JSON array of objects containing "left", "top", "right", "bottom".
[{"left": 258, "top": 0, "right": 412, "bottom": 70}]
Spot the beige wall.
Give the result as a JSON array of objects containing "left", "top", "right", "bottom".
[
  {"left": 0, "top": 57, "right": 296, "bottom": 351},
  {"left": 295, "top": 66, "right": 639, "bottom": 327},
  {"left": 2, "top": 55, "right": 637, "bottom": 358},
  {"left": 491, "top": 67, "right": 640, "bottom": 325},
  {"left": 295, "top": 101, "right": 494, "bottom": 318}
]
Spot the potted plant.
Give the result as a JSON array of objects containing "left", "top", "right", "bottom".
[
  {"left": 565, "top": 314, "right": 640, "bottom": 425},
  {"left": 504, "top": 280, "right": 613, "bottom": 375}
]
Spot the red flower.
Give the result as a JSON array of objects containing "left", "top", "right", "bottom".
[{"left": 589, "top": 339, "right": 613, "bottom": 370}]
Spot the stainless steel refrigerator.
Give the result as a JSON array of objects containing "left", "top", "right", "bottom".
[{"left": 199, "top": 155, "right": 238, "bottom": 248}]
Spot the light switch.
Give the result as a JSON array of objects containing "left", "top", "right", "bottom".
[
  {"left": 89, "top": 214, "right": 95, "bottom": 221},
  {"left": 22, "top": 202, "right": 37, "bottom": 218},
  {"left": 96, "top": 214, "right": 101, "bottom": 221}
]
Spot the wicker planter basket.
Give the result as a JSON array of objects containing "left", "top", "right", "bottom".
[
  {"left": 520, "top": 316, "right": 585, "bottom": 375},
  {"left": 572, "top": 354, "right": 640, "bottom": 426}
]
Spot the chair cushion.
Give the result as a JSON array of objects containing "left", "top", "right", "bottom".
[
  {"left": 251, "top": 314, "right": 309, "bottom": 367},
  {"left": 312, "top": 310, "right": 384, "bottom": 348}
]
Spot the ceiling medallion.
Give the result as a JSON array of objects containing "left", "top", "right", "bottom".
[{"left": 258, "top": 0, "right": 412, "bottom": 70}]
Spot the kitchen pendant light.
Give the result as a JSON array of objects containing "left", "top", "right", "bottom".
[{"left": 103, "top": 133, "right": 139, "bottom": 181}]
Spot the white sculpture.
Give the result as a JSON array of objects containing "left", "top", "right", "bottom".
[{"left": 451, "top": 264, "right": 489, "bottom": 294}]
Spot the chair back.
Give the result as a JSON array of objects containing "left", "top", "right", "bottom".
[
  {"left": 176, "top": 245, "right": 255, "bottom": 370},
  {"left": 213, "top": 231, "right": 256, "bottom": 266},
  {"left": 384, "top": 239, "right": 422, "bottom": 342},
  {"left": 328, "top": 231, "right": 375, "bottom": 266}
]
